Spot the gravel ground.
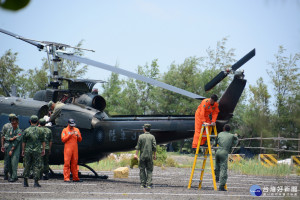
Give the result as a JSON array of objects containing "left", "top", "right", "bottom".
[{"left": 0, "top": 166, "right": 299, "bottom": 200}]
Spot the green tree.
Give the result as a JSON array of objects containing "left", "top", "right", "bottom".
[
  {"left": 267, "top": 46, "right": 300, "bottom": 119},
  {"left": 0, "top": 50, "right": 23, "bottom": 96},
  {"left": 135, "top": 59, "right": 160, "bottom": 115},
  {"left": 20, "top": 65, "right": 48, "bottom": 98},
  {"left": 236, "top": 78, "right": 272, "bottom": 153},
  {"left": 267, "top": 46, "right": 300, "bottom": 154},
  {"left": 101, "top": 72, "right": 123, "bottom": 115},
  {"left": 157, "top": 56, "right": 201, "bottom": 115},
  {"left": 119, "top": 59, "right": 160, "bottom": 115}
]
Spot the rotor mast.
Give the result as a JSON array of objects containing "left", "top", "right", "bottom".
[{"left": 45, "top": 44, "right": 62, "bottom": 89}]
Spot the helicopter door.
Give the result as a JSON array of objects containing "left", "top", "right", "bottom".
[
  {"left": 56, "top": 108, "right": 93, "bottom": 129},
  {"left": 37, "top": 105, "right": 49, "bottom": 120}
]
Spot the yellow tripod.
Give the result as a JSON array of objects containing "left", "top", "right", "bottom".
[{"left": 188, "top": 124, "right": 222, "bottom": 190}]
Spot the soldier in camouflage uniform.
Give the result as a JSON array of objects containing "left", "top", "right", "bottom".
[
  {"left": 22, "top": 115, "right": 45, "bottom": 187},
  {"left": 1, "top": 113, "right": 16, "bottom": 180},
  {"left": 4, "top": 116, "right": 22, "bottom": 182},
  {"left": 134, "top": 124, "right": 156, "bottom": 189},
  {"left": 38, "top": 118, "right": 53, "bottom": 180},
  {"left": 48, "top": 101, "right": 64, "bottom": 125},
  {"left": 214, "top": 124, "right": 238, "bottom": 191}
]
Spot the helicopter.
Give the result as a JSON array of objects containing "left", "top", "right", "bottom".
[{"left": 0, "top": 28, "right": 255, "bottom": 177}]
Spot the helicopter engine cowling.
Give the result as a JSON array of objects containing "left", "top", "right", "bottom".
[{"left": 75, "top": 93, "right": 106, "bottom": 111}]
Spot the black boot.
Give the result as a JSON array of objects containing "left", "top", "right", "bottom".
[
  {"left": 218, "top": 185, "right": 227, "bottom": 191},
  {"left": 4, "top": 174, "right": 8, "bottom": 180},
  {"left": 43, "top": 173, "right": 49, "bottom": 180},
  {"left": 34, "top": 180, "right": 41, "bottom": 187},
  {"left": 24, "top": 178, "right": 29, "bottom": 187}
]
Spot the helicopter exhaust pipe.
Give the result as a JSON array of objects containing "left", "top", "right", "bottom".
[{"left": 75, "top": 93, "right": 106, "bottom": 111}]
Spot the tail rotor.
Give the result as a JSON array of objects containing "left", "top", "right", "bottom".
[{"left": 204, "top": 49, "right": 256, "bottom": 92}]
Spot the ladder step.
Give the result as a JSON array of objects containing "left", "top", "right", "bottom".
[
  {"left": 202, "top": 135, "right": 217, "bottom": 138},
  {"left": 191, "top": 179, "right": 203, "bottom": 182},
  {"left": 199, "top": 146, "right": 219, "bottom": 149},
  {"left": 198, "top": 157, "right": 215, "bottom": 160}
]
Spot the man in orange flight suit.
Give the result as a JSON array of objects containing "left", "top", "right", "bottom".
[
  {"left": 192, "top": 94, "right": 219, "bottom": 148},
  {"left": 61, "top": 119, "right": 82, "bottom": 182}
]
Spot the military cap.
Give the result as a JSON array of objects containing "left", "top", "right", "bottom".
[
  {"left": 39, "top": 118, "right": 46, "bottom": 126},
  {"left": 8, "top": 113, "right": 16, "bottom": 120},
  {"left": 68, "top": 118, "right": 76, "bottom": 127},
  {"left": 30, "top": 115, "right": 38, "bottom": 123},
  {"left": 143, "top": 124, "right": 151, "bottom": 129},
  {"left": 48, "top": 101, "right": 54, "bottom": 108}
]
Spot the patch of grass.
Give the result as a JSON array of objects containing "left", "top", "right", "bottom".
[
  {"left": 229, "top": 158, "right": 292, "bottom": 176},
  {"left": 165, "top": 157, "right": 177, "bottom": 167},
  {"left": 87, "top": 159, "right": 118, "bottom": 171},
  {"left": 154, "top": 145, "right": 167, "bottom": 167},
  {"left": 296, "top": 167, "right": 300, "bottom": 176}
]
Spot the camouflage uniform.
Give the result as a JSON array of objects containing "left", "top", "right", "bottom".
[
  {"left": 214, "top": 131, "right": 238, "bottom": 188},
  {"left": 2, "top": 122, "right": 12, "bottom": 179},
  {"left": 23, "top": 124, "right": 45, "bottom": 181},
  {"left": 39, "top": 120, "right": 53, "bottom": 177},
  {"left": 135, "top": 124, "right": 156, "bottom": 187},
  {"left": 49, "top": 101, "right": 64, "bottom": 124},
  {"left": 4, "top": 126, "right": 22, "bottom": 180}
]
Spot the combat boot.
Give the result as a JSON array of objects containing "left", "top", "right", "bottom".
[
  {"left": 4, "top": 174, "right": 8, "bottom": 180},
  {"left": 34, "top": 180, "right": 41, "bottom": 187},
  {"left": 218, "top": 185, "right": 227, "bottom": 191},
  {"left": 43, "top": 173, "right": 49, "bottom": 180},
  {"left": 24, "top": 178, "right": 29, "bottom": 187}
]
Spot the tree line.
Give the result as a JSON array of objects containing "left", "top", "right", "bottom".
[{"left": 0, "top": 38, "right": 299, "bottom": 156}]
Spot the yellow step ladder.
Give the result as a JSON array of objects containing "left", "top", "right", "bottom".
[{"left": 187, "top": 124, "right": 226, "bottom": 190}]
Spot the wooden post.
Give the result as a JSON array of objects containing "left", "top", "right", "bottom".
[
  {"left": 298, "top": 133, "right": 300, "bottom": 156},
  {"left": 260, "top": 132, "right": 263, "bottom": 154},
  {"left": 277, "top": 133, "right": 280, "bottom": 158}
]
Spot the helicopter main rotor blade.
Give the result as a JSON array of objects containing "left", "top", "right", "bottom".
[
  {"left": 57, "top": 53, "right": 205, "bottom": 100},
  {"left": 0, "top": 28, "right": 44, "bottom": 50}
]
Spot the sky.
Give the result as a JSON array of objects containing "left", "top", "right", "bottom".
[{"left": 0, "top": 0, "right": 299, "bottom": 103}]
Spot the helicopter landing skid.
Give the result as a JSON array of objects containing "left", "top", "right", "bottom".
[
  {"left": 48, "top": 165, "right": 108, "bottom": 179},
  {"left": 78, "top": 163, "right": 108, "bottom": 179}
]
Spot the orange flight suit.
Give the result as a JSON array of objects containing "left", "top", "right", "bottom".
[
  {"left": 61, "top": 125, "right": 82, "bottom": 181},
  {"left": 192, "top": 98, "right": 219, "bottom": 148}
]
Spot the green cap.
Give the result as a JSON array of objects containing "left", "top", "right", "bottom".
[
  {"left": 39, "top": 118, "right": 46, "bottom": 126},
  {"left": 30, "top": 115, "right": 38, "bottom": 123},
  {"left": 143, "top": 124, "right": 151, "bottom": 129},
  {"left": 8, "top": 113, "right": 16, "bottom": 120},
  {"left": 48, "top": 101, "right": 54, "bottom": 108}
]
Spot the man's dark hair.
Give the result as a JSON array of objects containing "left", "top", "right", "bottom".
[
  {"left": 224, "top": 124, "right": 230, "bottom": 132},
  {"left": 11, "top": 117, "right": 18, "bottom": 123},
  {"left": 144, "top": 127, "right": 151, "bottom": 132},
  {"left": 211, "top": 94, "right": 218, "bottom": 102}
]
